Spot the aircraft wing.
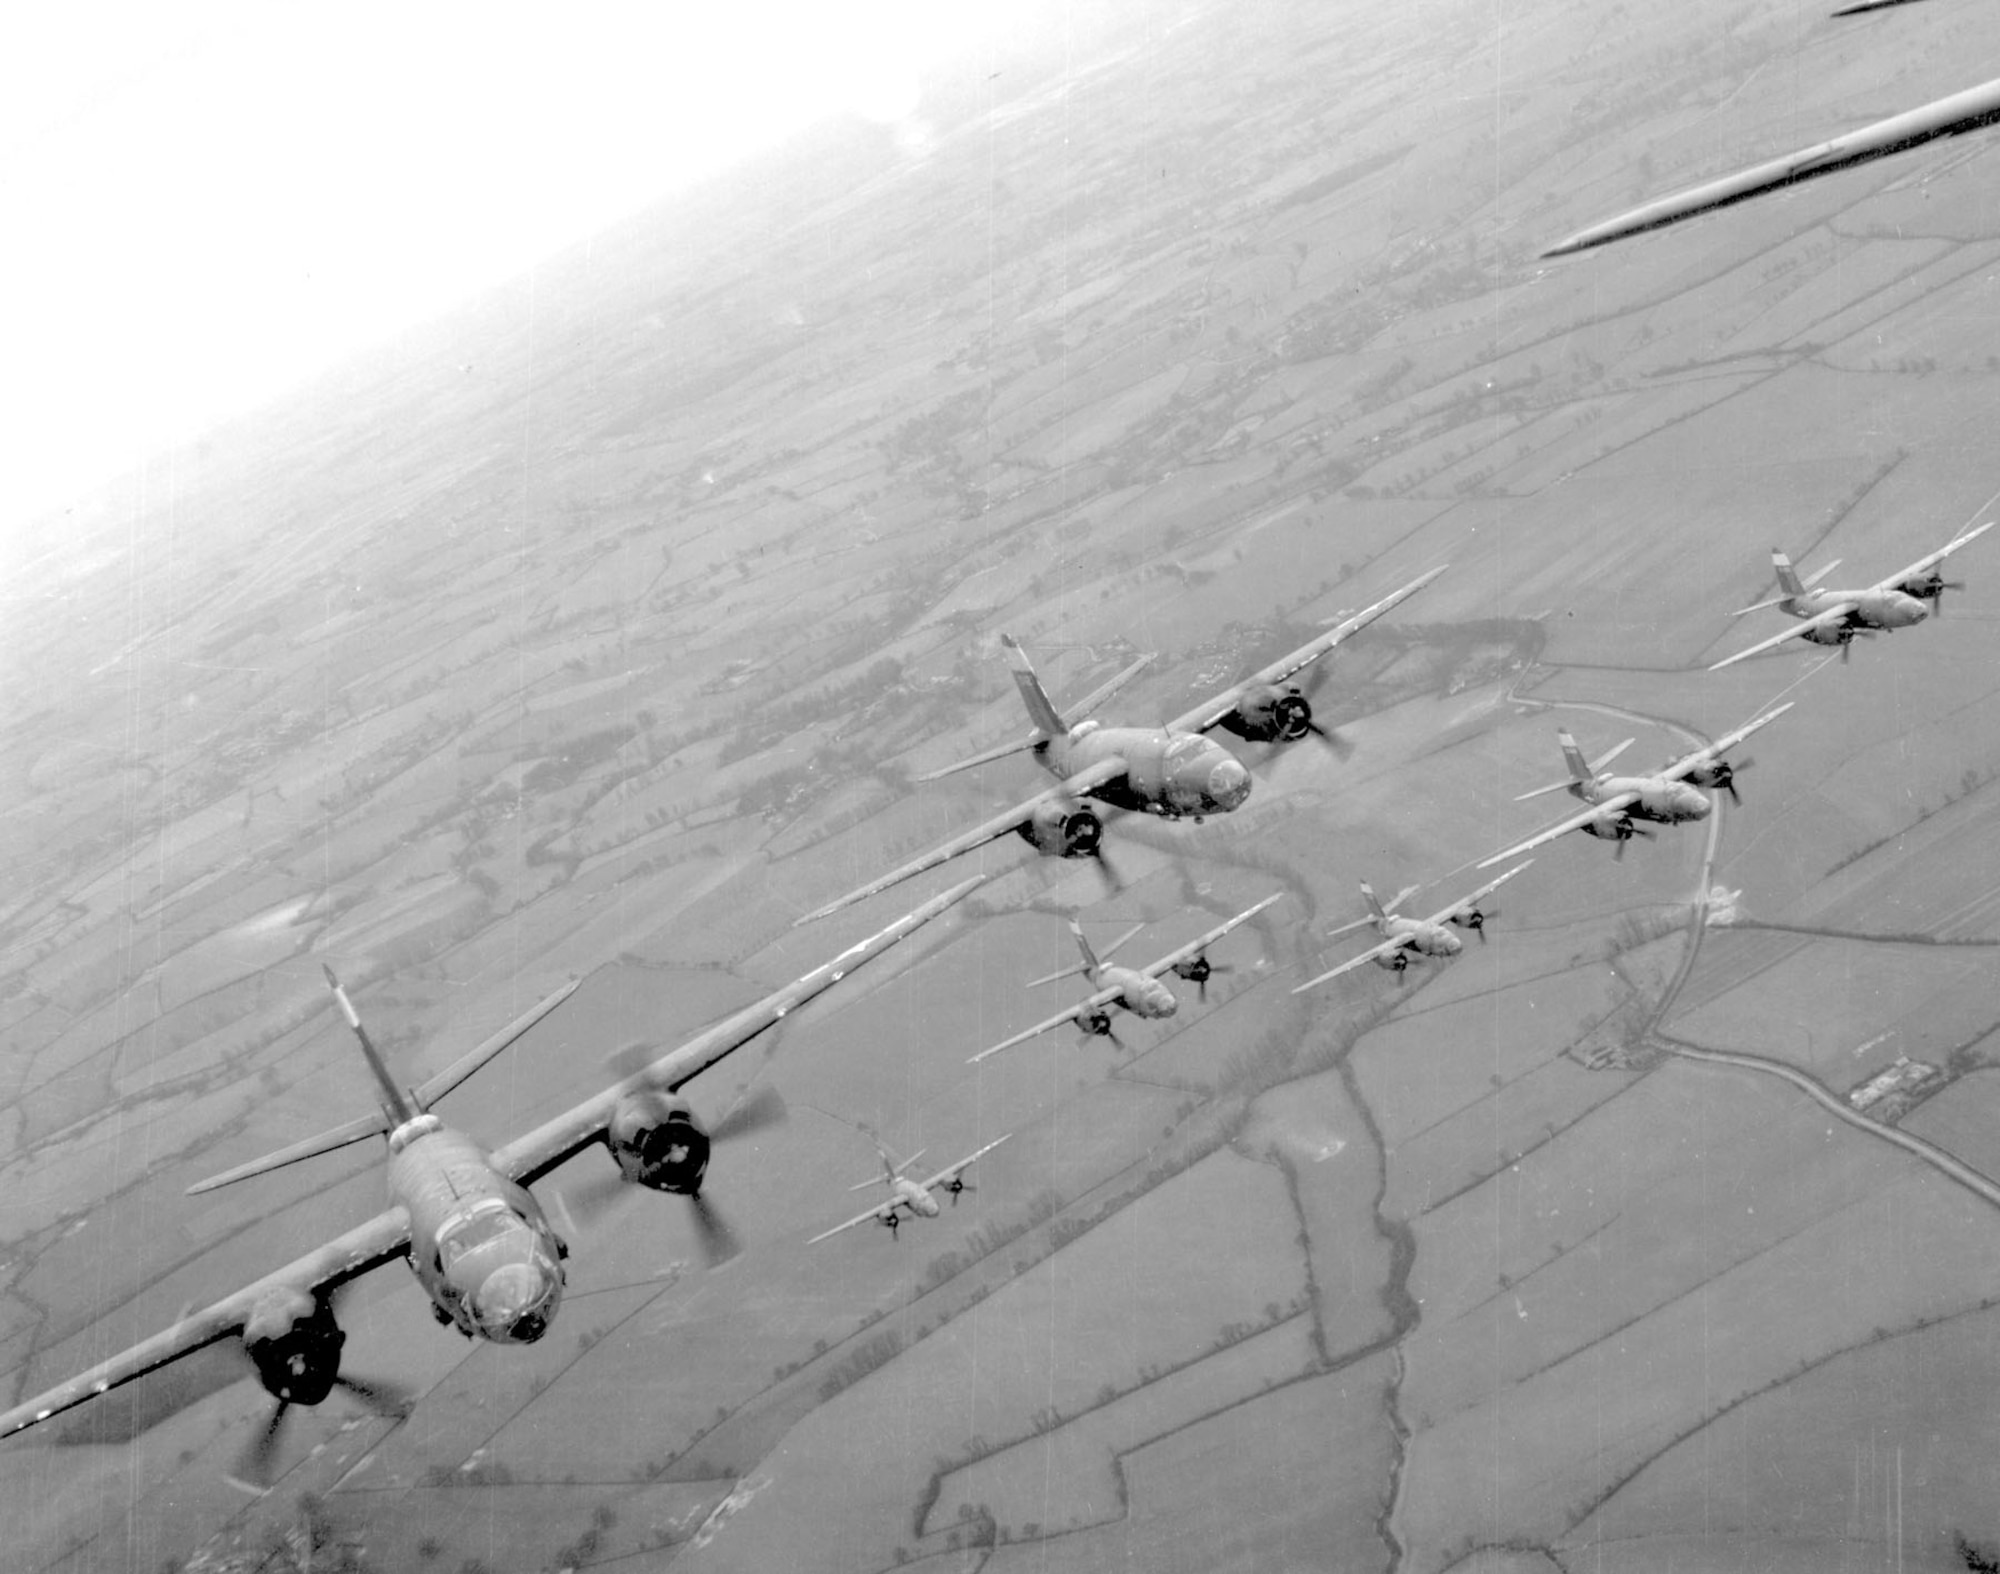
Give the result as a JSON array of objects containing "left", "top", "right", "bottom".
[
  {"left": 967, "top": 987, "right": 1125, "bottom": 1064},
  {"left": 914, "top": 1132, "right": 1012, "bottom": 1191},
  {"left": 1425, "top": 861, "right": 1533, "bottom": 926},
  {"left": 1708, "top": 604, "right": 1859, "bottom": 670},
  {"left": 793, "top": 756, "right": 1130, "bottom": 926},
  {"left": 1138, "top": 893, "right": 1283, "bottom": 979},
  {"left": 0, "top": 1206, "right": 412, "bottom": 1442},
  {"left": 1291, "top": 935, "right": 1413, "bottom": 994},
  {"left": 1476, "top": 790, "right": 1639, "bottom": 869},
  {"left": 1165, "top": 566, "right": 1446, "bottom": 735},
  {"left": 1544, "top": 76, "right": 2000, "bottom": 256},
  {"left": 494, "top": 875, "right": 985, "bottom": 1188},
  {"left": 1874, "top": 519, "right": 1994, "bottom": 593},
  {"left": 806, "top": 1197, "right": 904, "bottom": 1245},
  {"left": 1658, "top": 703, "right": 1794, "bottom": 781}
]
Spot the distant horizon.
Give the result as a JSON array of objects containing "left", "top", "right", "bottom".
[{"left": 0, "top": 1, "right": 1072, "bottom": 541}]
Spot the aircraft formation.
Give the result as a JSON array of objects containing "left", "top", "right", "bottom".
[{"left": 4, "top": 1, "right": 1995, "bottom": 1532}]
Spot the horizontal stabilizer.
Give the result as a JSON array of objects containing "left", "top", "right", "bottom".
[
  {"left": 187, "top": 1111, "right": 391, "bottom": 1195},
  {"left": 414, "top": 978, "right": 581, "bottom": 1106},
  {"left": 1025, "top": 960, "right": 1090, "bottom": 989},
  {"left": 1515, "top": 777, "right": 1578, "bottom": 802},
  {"left": 1731, "top": 595, "right": 1790, "bottom": 617},
  {"left": 916, "top": 734, "right": 1039, "bottom": 782}
]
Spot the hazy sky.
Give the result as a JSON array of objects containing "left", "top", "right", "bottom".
[{"left": 0, "top": 2, "right": 1034, "bottom": 528}]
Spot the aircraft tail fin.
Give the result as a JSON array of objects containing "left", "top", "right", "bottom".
[
  {"left": 189, "top": 964, "right": 499, "bottom": 1196},
  {"left": 323, "top": 965, "right": 419, "bottom": 1124},
  {"left": 1559, "top": 729, "right": 1592, "bottom": 783},
  {"left": 1359, "top": 882, "right": 1389, "bottom": 923},
  {"left": 1001, "top": 636, "right": 1067, "bottom": 735},
  {"left": 1770, "top": 550, "right": 1807, "bottom": 600},
  {"left": 1068, "top": 919, "right": 1104, "bottom": 978}
]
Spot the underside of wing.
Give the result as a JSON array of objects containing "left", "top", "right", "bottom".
[
  {"left": 807, "top": 1200, "right": 897, "bottom": 1245},
  {"left": 497, "top": 876, "right": 984, "bottom": 1187},
  {"left": 1878, "top": 519, "right": 1994, "bottom": 592},
  {"left": 1543, "top": 77, "right": 2000, "bottom": 256},
  {"left": 1141, "top": 893, "right": 1283, "bottom": 978},
  {"left": 0, "top": 1206, "right": 412, "bottom": 1441},
  {"left": 1292, "top": 937, "right": 1404, "bottom": 994},
  {"left": 968, "top": 991, "right": 1120, "bottom": 1064},
  {"left": 1661, "top": 702, "right": 1795, "bottom": 779},
  {"left": 1478, "top": 793, "right": 1637, "bottom": 868},
  {"left": 1708, "top": 606, "right": 1855, "bottom": 670},
  {"left": 795, "top": 761, "right": 1127, "bottom": 926},
  {"left": 917, "top": 1132, "right": 1012, "bottom": 1190},
  {"left": 1429, "top": 860, "right": 1532, "bottom": 923},
  {"left": 1166, "top": 566, "right": 1445, "bottom": 734}
]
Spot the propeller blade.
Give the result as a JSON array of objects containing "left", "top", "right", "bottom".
[
  {"left": 948, "top": 1180, "right": 975, "bottom": 1206},
  {"left": 687, "top": 1191, "right": 743, "bottom": 1269},
  {"left": 604, "top": 1040, "right": 664, "bottom": 1083},
  {"left": 1090, "top": 842, "right": 1123, "bottom": 897},
  {"left": 1725, "top": 780, "right": 1741, "bottom": 807},
  {"left": 228, "top": 1400, "right": 292, "bottom": 1494},
  {"left": 1105, "top": 1023, "right": 1126, "bottom": 1051},
  {"left": 711, "top": 1085, "right": 788, "bottom": 1143},
  {"left": 562, "top": 1169, "right": 632, "bottom": 1227},
  {"left": 1306, "top": 720, "right": 1356, "bottom": 760},
  {"left": 333, "top": 1372, "right": 416, "bottom": 1422},
  {"left": 1197, "top": 975, "right": 1206, "bottom": 1003}
]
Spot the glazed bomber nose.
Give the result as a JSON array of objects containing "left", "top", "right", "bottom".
[{"left": 1208, "top": 757, "right": 1251, "bottom": 809}]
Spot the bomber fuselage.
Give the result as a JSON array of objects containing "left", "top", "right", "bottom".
[
  {"left": 1097, "top": 964, "right": 1178, "bottom": 1019},
  {"left": 388, "top": 1116, "right": 567, "bottom": 1345},
  {"left": 1380, "top": 917, "right": 1462, "bottom": 961},
  {"left": 1587, "top": 774, "right": 1710, "bottom": 824},
  {"left": 1784, "top": 587, "right": 1928, "bottom": 633},
  {"left": 1037, "top": 723, "right": 1250, "bottom": 819}
]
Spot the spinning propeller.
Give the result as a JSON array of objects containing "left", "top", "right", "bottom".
[{"left": 562, "top": 1067, "right": 789, "bottom": 1269}]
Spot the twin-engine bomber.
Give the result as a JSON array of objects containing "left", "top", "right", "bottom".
[
  {"left": 796, "top": 566, "right": 1446, "bottom": 923},
  {"left": 1292, "top": 863, "right": 1530, "bottom": 993},
  {"left": 0, "top": 877, "right": 984, "bottom": 1482},
  {"left": 1478, "top": 703, "right": 1792, "bottom": 867},
  {"left": 968, "top": 893, "right": 1281, "bottom": 1063},
  {"left": 1708, "top": 521, "right": 1990, "bottom": 669}
]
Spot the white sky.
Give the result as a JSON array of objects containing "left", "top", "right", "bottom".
[{"left": 0, "top": 2, "right": 1033, "bottom": 528}]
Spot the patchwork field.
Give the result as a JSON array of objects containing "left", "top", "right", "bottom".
[{"left": 5, "top": 1, "right": 2000, "bottom": 1571}]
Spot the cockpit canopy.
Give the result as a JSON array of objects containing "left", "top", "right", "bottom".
[{"left": 437, "top": 1200, "right": 532, "bottom": 1272}]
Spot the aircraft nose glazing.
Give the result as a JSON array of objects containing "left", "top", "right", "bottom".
[
  {"left": 472, "top": 1262, "right": 560, "bottom": 1344},
  {"left": 1207, "top": 757, "right": 1251, "bottom": 810}
]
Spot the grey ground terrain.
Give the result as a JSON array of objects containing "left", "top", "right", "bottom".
[{"left": 5, "top": 0, "right": 2000, "bottom": 1569}]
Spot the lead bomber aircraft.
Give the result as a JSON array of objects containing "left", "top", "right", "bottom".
[
  {"left": 1707, "top": 521, "right": 1991, "bottom": 669},
  {"left": 1477, "top": 704, "right": 1793, "bottom": 867},
  {"left": 0, "top": 876, "right": 982, "bottom": 1480},
  {"left": 796, "top": 566, "right": 1446, "bottom": 924}
]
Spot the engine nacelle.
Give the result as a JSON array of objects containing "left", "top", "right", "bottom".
[
  {"left": 1017, "top": 801, "right": 1103, "bottom": 859},
  {"left": 1080, "top": 1009, "right": 1116, "bottom": 1037},
  {"left": 243, "top": 1286, "right": 344, "bottom": 1407},
  {"left": 1581, "top": 808, "right": 1636, "bottom": 842},
  {"left": 1804, "top": 622, "right": 1857, "bottom": 647},
  {"left": 1216, "top": 683, "right": 1313, "bottom": 744},
  {"left": 1682, "top": 760, "right": 1733, "bottom": 792},
  {"left": 607, "top": 1091, "right": 710, "bottom": 1195}
]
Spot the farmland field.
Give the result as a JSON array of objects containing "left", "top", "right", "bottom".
[{"left": 6, "top": 1, "right": 2000, "bottom": 1571}]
